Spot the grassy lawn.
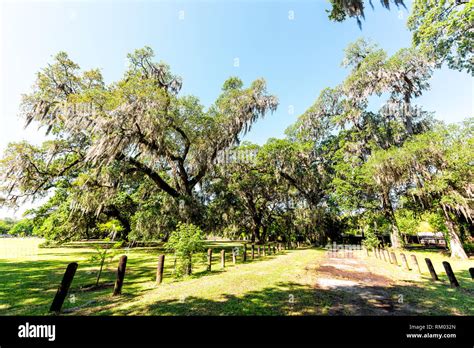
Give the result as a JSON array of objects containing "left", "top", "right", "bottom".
[
  {"left": 0, "top": 238, "right": 322, "bottom": 315},
  {"left": 0, "top": 238, "right": 472, "bottom": 316}
]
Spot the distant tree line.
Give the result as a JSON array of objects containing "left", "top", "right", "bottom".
[{"left": 0, "top": 217, "right": 34, "bottom": 237}]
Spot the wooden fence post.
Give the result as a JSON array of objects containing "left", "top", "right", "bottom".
[
  {"left": 400, "top": 253, "right": 410, "bottom": 271},
  {"left": 365, "top": 247, "right": 370, "bottom": 257},
  {"left": 232, "top": 249, "right": 237, "bottom": 265},
  {"left": 221, "top": 250, "right": 225, "bottom": 269},
  {"left": 207, "top": 248, "right": 213, "bottom": 271},
  {"left": 442, "top": 261, "right": 459, "bottom": 288},
  {"left": 411, "top": 255, "right": 421, "bottom": 273},
  {"left": 113, "top": 255, "right": 128, "bottom": 296},
  {"left": 390, "top": 252, "right": 398, "bottom": 266},
  {"left": 381, "top": 249, "right": 387, "bottom": 262},
  {"left": 156, "top": 254, "right": 165, "bottom": 285},
  {"left": 186, "top": 256, "right": 192, "bottom": 276},
  {"left": 251, "top": 244, "right": 255, "bottom": 260},
  {"left": 50, "top": 262, "right": 78, "bottom": 313},
  {"left": 243, "top": 244, "right": 247, "bottom": 262},
  {"left": 257, "top": 245, "right": 261, "bottom": 257},
  {"left": 425, "top": 258, "right": 438, "bottom": 281}
]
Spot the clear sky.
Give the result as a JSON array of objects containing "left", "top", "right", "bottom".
[{"left": 0, "top": 0, "right": 472, "bottom": 218}]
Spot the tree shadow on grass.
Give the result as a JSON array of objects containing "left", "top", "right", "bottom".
[
  {"left": 2, "top": 255, "right": 472, "bottom": 316},
  {"left": 0, "top": 252, "right": 273, "bottom": 315},
  {"left": 87, "top": 276, "right": 474, "bottom": 316}
]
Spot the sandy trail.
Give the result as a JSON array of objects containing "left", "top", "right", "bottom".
[{"left": 307, "top": 251, "right": 423, "bottom": 315}]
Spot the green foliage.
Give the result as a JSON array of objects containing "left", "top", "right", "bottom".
[
  {"left": 0, "top": 218, "right": 16, "bottom": 234},
  {"left": 328, "top": 0, "right": 405, "bottom": 27},
  {"left": 365, "top": 120, "right": 473, "bottom": 256},
  {"left": 165, "top": 223, "right": 205, "bottom": 277},
  {"left": 0, "top": 40, "right": 470, "bottom": 257},
  {"left": 328, "top": 0, "right": 472, "bottom": 74},
  {"left": 0, "top": 46, "right": 278, "bottom": 239},
  {"left": 97, "top": 219, "right": 124, "bottom": 240},
  {"left": 362, "top": 228, "right": 380, "bottom": 249},
  {"left": 8, "top": 219, "right": 34, "bottom": 237},
  {"left": 463, "top": 242, "right": 474, "bottom": 254},
  {"left": 395, "top": 210, "right": 420, "bottom": 235},
  {"left": 408, "top": 0, "right": 473, "bottom": 74}
]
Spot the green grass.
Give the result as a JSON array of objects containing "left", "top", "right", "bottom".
[
  {"left": 0, "top": 238, "right": 308, "bottom": 315},
  {"left": 0, "top": 238, "right": 472, "bottom": 316}
]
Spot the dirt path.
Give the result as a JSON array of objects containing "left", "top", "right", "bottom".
[{"left": 307, "top": 251, "right": 423, "bottom": 315}]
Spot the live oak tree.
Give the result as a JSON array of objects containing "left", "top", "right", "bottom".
[
  {"left": 328, "top": 0, "right": 472, "bottom": 75},
  {"left": 0, "top": 47, "right": 278, "bottom": 236},
  {"left": 408, "top": 0, "right": 473, "bottom": 74},
  {"left": 1, "top": 40, "right": 469, "bottom": 253},
  {"left": 292, "top": 39, "right": 434, "bottom": 248},
  {"left": 366, "top": 121, "right": 473, "bottom": 258},
  {"left": 259, "top": 135, "right": 342, "bottom": 244},
  {"left": 206, "top": 142, "right": 291, "bottom": 243}
]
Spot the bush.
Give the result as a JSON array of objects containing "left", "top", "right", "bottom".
[
  {"left": 462, "top": 242, "right": 474, "bottom": 254},
  {"left": 165, "top": 222, "right": 205, "bottom": 277},
  {"left": 362, "top": 228, "right": 380, "bottom": 250}
]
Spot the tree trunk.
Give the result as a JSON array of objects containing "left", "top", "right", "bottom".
[
  {"left": 186, "top": 255, "right": 192, "bottom": 275},
  {"left": 382, "top": 190, "right": 402, "bottom": 249},
  {"left": 96, "top": 255, "right": 106, "bottom": 286},
  {"left": 261, "top": 225, "right": 267, "bottom": 244},
  {"left": 442, "top": 207, "right": 468, "bottom": 259},
  {"left": 252, "top": 225, "right": 261, "bottom": 244}
]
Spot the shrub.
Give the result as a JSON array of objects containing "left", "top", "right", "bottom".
[
  {"left": 165, "top": 222, "right": 205, "bottom": 277},
  {"left": 462, "top": 242, "right": 474, "bottom": 254},
  {"left": 362, "top": 227, "right": 380, "bottom": 250}
]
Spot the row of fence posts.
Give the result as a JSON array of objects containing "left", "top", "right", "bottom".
[
  {"left": 205, "top": 242, "right": 287, "bottom": 273},
  {"left": 49, "top": 255, "right": 128, "bottom": 314},
  {"left": 49, "top": 241, "right": 302, "bottom": 314},
  {"left": 365, "top": 247, "right": 473, "bottom": 289}
]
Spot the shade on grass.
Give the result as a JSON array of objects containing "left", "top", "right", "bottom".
[{"left": 0, "top": 239, "right": 472, "bottom": 316}]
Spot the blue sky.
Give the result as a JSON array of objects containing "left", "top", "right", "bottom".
[{"left": 0, "top": 0, "right": 472, "bottom": 217}]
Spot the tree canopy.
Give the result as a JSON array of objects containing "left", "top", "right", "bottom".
[{"left": 0, "top": 38, "right": 471, "bottom": 258}]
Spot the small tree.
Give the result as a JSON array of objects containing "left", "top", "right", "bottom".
[
  {"left": 165, "top": 222, "right": 205, "bottom": 277},
  {"left": 362, "top": 227, "right": 380, "bottom": 250},
  {"left": 89, "top": 237, "right": 123, "bottom": 286}
]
